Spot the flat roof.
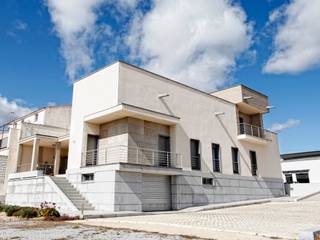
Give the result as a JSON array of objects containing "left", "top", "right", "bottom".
[{"left": 281, "top": 151, "right": 320, "bottom": 160}]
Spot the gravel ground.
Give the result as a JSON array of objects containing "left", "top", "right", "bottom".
[{"left": 0, "top": 214, "right": 200, "bottom": 240}]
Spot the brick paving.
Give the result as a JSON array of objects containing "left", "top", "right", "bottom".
[{"left": 79, "top": 201, "right": 320, "bottom": 240}]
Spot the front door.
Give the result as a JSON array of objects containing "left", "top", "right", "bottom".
[
  {"left": 86, "top": 135, "right": 99, "bottom": 165},
  {"left": 158, "top": 135, "right": 170, "bottom": 167}
]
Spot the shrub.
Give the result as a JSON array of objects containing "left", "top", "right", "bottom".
[
  {"left": 17, "top": 207, "right": 39, "bottom": 218},
  {"left": 0, "top": 204, "right": 6, "bottom": 212},
  {"left": 4, "top": 205, "right": 21, "bottom": 216},
  {"left": 44, "top": 215, "right": 79, "bottom": 221},
  {"left": 40, "top": 201, "right": 60, "bottom": 217}
]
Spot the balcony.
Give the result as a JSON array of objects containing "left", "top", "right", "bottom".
[
  {"left": 237, "top": 123, "right": 273, "bottom": 145},
  {"left": 20, "top": 123, "right": 69, "bottom": 140},
  {"left": 82, "top": 145, "right": 182, "bottom": 169}
]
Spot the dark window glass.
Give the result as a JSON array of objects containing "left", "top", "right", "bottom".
[
  {"left": 82, "top": 173, "right": 94, "bottom": 182},
  {"left": 190, "top": 139, "right": 201, "bottom": 170},
  {"left": 232, "top": 147, "right": 240, "bottom": 174},
  {"left": 296, "top": 173, "right": 310, "bottom": 183},
  {"left": 202, "top": 178, "right": 213, "bottom": 185},
  {"left": 285, "top": 174, "right": 293, "bottom": 184},
  {"left": 250, "top": 151, "right": 258, "bottom": 176},
  {"left": 212, "top": 143, "right": 220, "bottom": 172}
]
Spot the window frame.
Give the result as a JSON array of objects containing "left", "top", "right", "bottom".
[
  {"left": 212, "top": 143, "right": 221, "bottom": 172},
  {"left": 190, "top": 139, "right": 201, "bottom": 170},
  {"left": 250, "top": 150, "right": 258, "bottom": 176},
  {"left": 231, "top": 147, "right": 240, "bottom": 174}
]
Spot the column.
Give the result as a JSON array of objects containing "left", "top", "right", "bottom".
[
  {"left": 30, "top": 138, "right": 40, "bottom": 171},
  {"left": 54, "top": 142, "right": 61, "bottom": 175}
]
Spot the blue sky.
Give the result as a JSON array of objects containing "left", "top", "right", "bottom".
[{"left": 0, "top": 0, "right": 319, "bottom": 154}]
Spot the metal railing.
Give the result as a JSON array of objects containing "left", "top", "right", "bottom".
[
  {"left": 238, "top": 123, "right": 272, "bottom": 140},
  {"left": 16, "top": 163, "right": 54, "bottom": 175},
  {"left": 20, "top": 123, "right": 69, "bottom": 140},
  {"left": 82, "top": 145, "right": 182, "bottom": 169},
  {"left": 191, "top": 155, "right": 201, "bottom": 170}
]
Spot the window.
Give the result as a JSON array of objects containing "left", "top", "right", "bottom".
[
  {"left": 250, "top": 151, "right": 258, "bottom": 176},
  {"left": 212, "top": 143, "right": 220, "bottom": 172},
  {"left": 202, "top": 177, "right": 213, "bottom": 185},
  {"left": 231, "top": 147, "right": 240, "bottom": 174},
  {"left": 34, "top": 113, "right": 38, "bottom": 122},
  {"left": 86, "top": 135, "right": 99, "bottom": 166},
  {"left": 285, "top": 174, "right": 293, "bottom": 184},
  {"left": 82, "top": 173, "right": 94, "bottom": 182},
  {"left": 190, "top": 139, "right": 201, "bottom": 170},
  {"left": 296, "top": 172, "right": 310, "bottom": 183}
]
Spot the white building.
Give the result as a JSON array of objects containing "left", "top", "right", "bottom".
[
  {"left": 3, "top": 61, "right": 284, "bottom": 214},
  {"left": 281, "top": 151, "right": 320, "bottom": 197}
]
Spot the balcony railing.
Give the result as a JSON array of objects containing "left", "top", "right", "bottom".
[
  {"left": 238, "top": 123, "right": 272, "bottom": 140},
  {"left": 16, "top": 163, "right": 54, "bottom": 175},
  {"left": 191, "top": 155, "right": 201, "bottom": 170},
  {"left": 82, "top": 145, "right": 182, "bottom": 169},
  {"left": 20, "top": 123, "right": 69, "bottom": 140}
]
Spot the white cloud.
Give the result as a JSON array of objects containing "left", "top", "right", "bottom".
[
  {"left": 269, "top": 119, "right": 301, "bottom": 133},
  {"left": 45, "top": 0, "right": 140, "bottom": 81},
  {"left": 264, "top": 0, "right": 320, "bottom": 74},
  {"left": 0, "top": 95, "right": 33, "bottom": 125},
  {"left": 126, "top": 0, "right": 253, "bottom": 91}
]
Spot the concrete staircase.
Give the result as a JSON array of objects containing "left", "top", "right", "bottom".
[{"left": 50, "top": 176, "right": 94, "bottom": 211}]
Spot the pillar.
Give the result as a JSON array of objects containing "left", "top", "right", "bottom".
[
  {"left": 54, "top": 142, "right": 61, "bottom": 175},
  {"left": 30, "top": 138, "right": 40, "bottom": 171}
]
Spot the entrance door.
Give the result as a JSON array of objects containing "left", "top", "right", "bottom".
[
  {"left": 158, "top": 135, "right": 170, "bottom": 167},
  {"left": 239, "top": 117, "right": 245, "bottom": 134},
  {"left": 86, "top": 135, "right": 99, "bottom": 165}
]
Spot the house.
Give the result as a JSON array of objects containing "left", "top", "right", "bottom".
[
  {"left": 0, "top": 106, "right": 71, "bottom": 201},
  {"left": 4, "top": 61, "right": 284, "bottom": 214},
  {"left": 281, "top": 151, "right": 320, "bottom": 197}
]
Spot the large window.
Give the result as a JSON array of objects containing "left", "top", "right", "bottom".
[
  {"left": 231, "top": 147, "right": 240, "bottom": 174},
  {"left": 212, "top": 143, "right": 220, "bottom": 172},
  {"left": 296, "top": 172, "right": 310, "bottom": 183},
  {"left": 250, "top": 151, "right": 258, "bottom": 176},
  {"left": 190, "top": 139, "right": 201, "bottom": 170}
]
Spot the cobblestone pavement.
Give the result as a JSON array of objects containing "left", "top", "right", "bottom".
[{"left": 79, "top": 201, "right": 320, "bottom": 240}]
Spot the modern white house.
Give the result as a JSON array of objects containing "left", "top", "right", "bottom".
[
  {"left": 3, "top": 61, "right": 284, "bottom": 214},
  {"left": 281, "top": 151, "right": 320, "bottom": 197}
]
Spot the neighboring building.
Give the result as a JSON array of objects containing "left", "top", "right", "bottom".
[
  {"left": 4, "top": 61, "right": 284, "bottom": 214},
  {"left": 281, "top": 151, "right": 320, "bottom": 197},
  {"left": 0, "top": 106, "right": 71, "bottom": 201}
]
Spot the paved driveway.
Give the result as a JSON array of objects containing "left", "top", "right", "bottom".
[{"left": 79, "top": 200, "right": 320, "bottom": 240}]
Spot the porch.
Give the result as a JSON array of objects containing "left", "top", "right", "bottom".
[{"left": 16, "top": 134, "right": 69, "bottom": 175}]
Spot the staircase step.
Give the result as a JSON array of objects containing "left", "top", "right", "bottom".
[{"left": 50, "top": 176, "right": 95, "bottom": 211}]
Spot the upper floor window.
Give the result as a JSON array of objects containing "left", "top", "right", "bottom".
[
  {"left": 250, "top": 150, "right": 258, "bottom": 176},
  {"left": 212, "top": 143, "right": 220, "bottom": 172},
  {"left": 285, "top": 173, "right": 293, "bottom": 184},
  {"left": 190, "top": 139, "right": 201, "bottom": 170},
  {"left": 34, "top": 113, "right": 39, "bottom": 122},
  {"left": 232, "top": 147, "right": 240, "bottom": 174},
  {"left": 296, "top": 172, "right": 309, "bottom": 183}
]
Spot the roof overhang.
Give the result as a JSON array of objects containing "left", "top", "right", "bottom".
[{"left": 84, "top": 103, "right": 180, "bottom": 125}]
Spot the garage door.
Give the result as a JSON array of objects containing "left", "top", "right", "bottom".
[{"left": 142, "top": 174, "right": 171, "bottom": 211}]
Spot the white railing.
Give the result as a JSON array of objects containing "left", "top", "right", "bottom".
[
  {"left": 82, "top": 145, "right": 182, "bottom": 169},
  {"left": 238, "top": 123, "right": 273, "bottom": 140},
  {"left": 20, "top": 123, "right": 69, "bottom": 140}
]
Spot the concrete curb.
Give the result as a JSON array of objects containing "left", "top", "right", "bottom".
[
  {"left": 296, "top": 191, "right": 320, "bottom": 202},
  {"left": 83, "top": 198, "right": 272, "bottom": 219}
]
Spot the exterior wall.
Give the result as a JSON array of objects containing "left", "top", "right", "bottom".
[
  {"left": 68, "top": 62, "right": 120, "bottom": 169},
  {"left": 0, "top": 156, "right": 7, "bottom": 200},
  {"left": 285, "top": 183, "right": 320, "bottom": 197},
  {"left": 6, "top": 173, "right": 78, "bottom": 215},
  {"left": 281, "top": 157, "right": 320, "bottom": 183},
  {"left": 118, "top": 63, "right": 282, "bottom": 179},
  {"left": 172, "top": 173, "right": 283, "bottom": 209},
  {"left": 43, "top": 106, "right": 71, "bottom": 129}
]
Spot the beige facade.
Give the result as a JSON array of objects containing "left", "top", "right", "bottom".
[{"left": 4, "top": 61, "right": 284, "bottom": 212}]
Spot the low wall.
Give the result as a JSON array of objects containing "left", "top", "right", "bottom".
[
  {"left": 172, "top": 173, "right": 284, "bottom": 210},
  {"left": 5, "top": 173, "right": 78, "bottom": 215},
  {"left": 285, "top": 183, "right": 320, "bottom": 197}
]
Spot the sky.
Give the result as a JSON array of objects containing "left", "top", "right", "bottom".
[{"left": 0, "top": 0, "right": 319, "bottom": 154}]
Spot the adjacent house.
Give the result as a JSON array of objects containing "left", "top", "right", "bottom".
[
  {"left": 281, "top": 151, "right": 320, "bottom": 197},
  {"left": 3, "top": 61, "right": 284, "bottom": 214}
]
